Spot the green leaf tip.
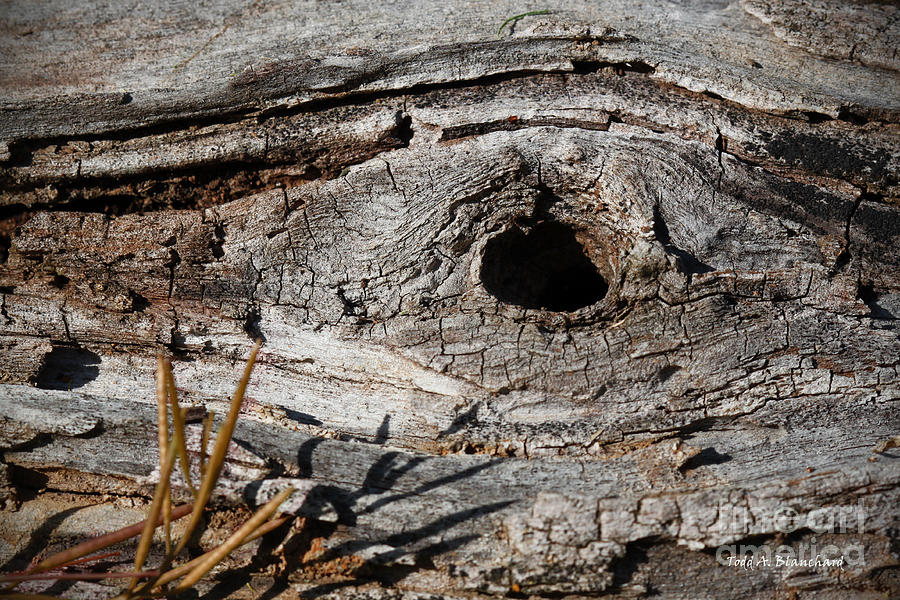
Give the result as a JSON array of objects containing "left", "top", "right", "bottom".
[{"left": 498, "top": 9, "right": 552, "bottom": 37}]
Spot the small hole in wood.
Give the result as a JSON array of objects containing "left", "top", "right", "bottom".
[
  {"left": 35, "top": 345, "right": 101, "bottom": 390},
  {"left": 49, "top": 274, "right": 70, "bottom": 289},
  {"left": 480, "top": 221, "right": 607, "bottom": 311}
]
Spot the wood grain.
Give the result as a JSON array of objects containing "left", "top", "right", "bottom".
[{"left": 0, "top": 1, "right": 897, "bottom": 598}]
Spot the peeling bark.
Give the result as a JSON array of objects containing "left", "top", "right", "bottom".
[{"left": 0, "top": 1, "right": 898, "bottom": 598}]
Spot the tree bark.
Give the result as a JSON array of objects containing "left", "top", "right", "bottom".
[{"left": 0, "top": 1, "right": 898, "bottom": 598}]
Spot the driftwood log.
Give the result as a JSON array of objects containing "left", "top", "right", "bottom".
[{"left": 0, "top": 1, "right": 898, "bottom": 598}]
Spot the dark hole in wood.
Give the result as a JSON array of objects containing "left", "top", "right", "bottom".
[
  {"left": 211, "top": 223, "right": 226, "bottom": 258},
  {"left": 35, "top": 345, "right": 101, "bottom": 390},
  {"left": 49, "top": 274, "right": 70, "bottom": 289},
  {"left": 679, "top": 447, "right": 733, "bottom": 474},
  {"left": 243, "top": 306, "right": 266, "bottom": 342},
  {"left": 480, "top": 221, "right": 607, "bottom": 311},
  {"left": 129, "top": 289, "right": 150, "bottom": 312},
  {"left": 0, "top": 233, "right": 9, "bottom": 264},
  {"left": 857, "top": 282, "right": 896, "bottom": 320}
]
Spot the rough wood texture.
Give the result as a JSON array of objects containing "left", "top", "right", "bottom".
[{"left": 1, "top": 1, "right": 898, "bottom": 598}]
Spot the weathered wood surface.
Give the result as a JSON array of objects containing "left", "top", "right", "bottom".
[{"left": 1, "top": 0, "right": 898, "bottom": 598}]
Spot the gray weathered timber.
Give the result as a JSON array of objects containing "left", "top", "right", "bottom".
[{"left": 0, "top": 0, "right": 898, "bottom": 598}]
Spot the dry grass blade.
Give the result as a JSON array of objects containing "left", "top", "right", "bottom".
[
  {"left": 6, "top": 504, "right": 193, "bottom": 581},
  {"left": 199, "top": 410, "right": 214, "bottom": 476},
  {"left": 162, "top": 358, "right": 195, "bottom": 496},
  {"left": 130, "top": 437, "right": 178, "bottom": 588},
  {"left": 1, "top": 572, "right": 159, "bottom": 582},
  {"left": 155, "top": 356, "right": 168, "bottom": 477},
  {"left": 151, "top": 515, "right": 289, "bottom": 588},
  {"left": 155, "top": 356, "right": 173, "bottom": 555},
  {"left": 232, "top": 515, "right": 290, "bottom": 547},
  {"left": 173, "top": 486, "right": 294, "bottom": 592},
  {"left": 174, "top": 341, "right": 261, "bottom": 554},
  {"left": 5, "top": 343, "right": 276, "bottom": 600},
  {"left": 0, "top": 593, "right": 75, "bottom": 599},
  {"left": 162, "top": 498, "right": 173, "bottom": 556},
  {"left": 52, "top": 551, "right": 121, "bottom": 569}
]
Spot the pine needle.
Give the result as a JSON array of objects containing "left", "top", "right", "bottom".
[
  {"left": 0, "top": 594, "right": 75, "bottom": 599},
  {"left": 0, "top": 571, "right": 159, "bottom": 582},
  {"left": 156, "top": 356, "right": 168, "bottom": 474},
  {"left": 162, "top": 358, "right": 196, "bottom": 496},
  {"left": 2, "top": 505, "right": 192, "bottom": 583},
  {"left": 130, "top": 436, "right": 178, "bottom": 589},
  {"left": 151, "top": 515, "right": 289, "bottom": 588},
  {"left": 173, "top": 486, "right": 293, "bottom": 591},
  {"left": 174, "top": 341, "right": 261, "bottom": 555},
  {"left": 155, "top": 356, "right": 173, "bottom": 555},
  {"left": 199, "top": 410, "right": 214, "bottom": 476},
  {"left": 10, "top": 342, "right": 277, "bottom": 600},
  {"left": 38, "top": 550, "right": 121, "bottom": 571}
]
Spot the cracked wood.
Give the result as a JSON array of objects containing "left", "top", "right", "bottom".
[{"left": 0, "top": 1, "right": 898, "bottom": 599}]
